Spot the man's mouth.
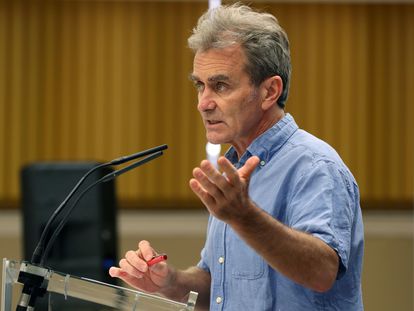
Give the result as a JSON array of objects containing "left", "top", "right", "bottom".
[{"left": 207, "top": 120, "right": 222, "bottom": 125}]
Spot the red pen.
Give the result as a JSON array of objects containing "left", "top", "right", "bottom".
[{"left": 147, "top": 254, "right": 168, "bottom": 267}]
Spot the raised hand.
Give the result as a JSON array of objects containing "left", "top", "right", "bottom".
[{"left": 189, "top": 155, "right": 260, "bottom": 223}]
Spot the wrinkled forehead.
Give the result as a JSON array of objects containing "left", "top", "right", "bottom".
[{"left": 192, "top": 46, "right": 248, "bottom": 79}]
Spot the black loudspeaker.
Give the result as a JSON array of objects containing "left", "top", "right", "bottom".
[{"left": 21, "top": 162, "right": 118, "bottom": 310}]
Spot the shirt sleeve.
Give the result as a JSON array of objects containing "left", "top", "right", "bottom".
[
  {"left": 197, "top": 216, "right": 213, "bottom": 273},
  {"left": 197, "top": 247, "right": 210, "bottom": 272},
  {"left": 287, "top": 160, "right": 356, "bottom": 279}
]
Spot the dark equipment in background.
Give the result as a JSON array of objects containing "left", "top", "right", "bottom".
[{"left": 21, "top": 162, "right": 118, "bottom": 310}]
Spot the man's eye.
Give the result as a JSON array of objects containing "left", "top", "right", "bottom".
[
  {"left": 194, "top": 82, "right": 204, "bottom": 92},
  {"left": 215, "top": 82, "right": 228, "bottom": 92}
]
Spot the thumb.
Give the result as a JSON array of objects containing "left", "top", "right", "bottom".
[{"left": 238, "top": 156, "right": 260, "bottom": 181}]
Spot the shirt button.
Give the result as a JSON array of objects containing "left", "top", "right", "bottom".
[
  {"left": 216, "top": 296, "right": 223, "bottom": 304},
  {"left": 218, "top": 256, "right": 225, "bottom": 264},
  {"left": 260, "top": 160, "right": 266, "bottom": 166}
]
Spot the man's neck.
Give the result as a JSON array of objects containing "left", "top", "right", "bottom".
[{"left": 233, "top": 109, "right": 285, "bottom": 159}]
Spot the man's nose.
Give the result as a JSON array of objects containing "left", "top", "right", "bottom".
[{"left": 197, "top": 89, "right": 217, "bottom": 112}]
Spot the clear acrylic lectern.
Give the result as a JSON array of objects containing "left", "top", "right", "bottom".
[{"left": 1, "top": 258, "right": 198, "bottom": 311}]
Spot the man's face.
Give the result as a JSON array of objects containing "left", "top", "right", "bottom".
[{"left": 191, "top": 45, "right": 266, "bottom": 154}]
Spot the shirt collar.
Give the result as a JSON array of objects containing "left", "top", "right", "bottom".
[{"left": 225, "top": 113, "right": 298, "bottom": 168}]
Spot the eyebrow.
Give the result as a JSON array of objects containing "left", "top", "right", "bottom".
[
  {"left": 189, "top": 74, "right": 230, "bottom": 83},
  {"left": 188, "top": 74, "right": 198, "bottom": 82}
]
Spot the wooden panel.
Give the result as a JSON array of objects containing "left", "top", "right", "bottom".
[
  {"left": 0, "top": 1, "right": 412, "bottom": 209},
  {"left": 0, "top": 3, "right": 7, "bottom": 202},
  {"left": 269, "top": 3, "right": 414, "bottom": 207}
]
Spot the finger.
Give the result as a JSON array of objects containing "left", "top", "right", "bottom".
[
  {"left": 109, "top": 267, "right": 148, "bottom": 290},
  {"left": 125, "top": 250, "right": 148, "bottom": 272},
  {"left": 119, "top": 258, "right": 145, "bottom": 279},
  {"left": 238, "top": 156, "right": 260, "bottom": 180},
  {"left": 199, "top": 160, "right": 229, "bottom": 190},
  {"left": 109, "top": 266, "right": 122, "bottom": 277},
  {"left": 138, "top": 240, "right": 156, "bottom": 261},
  {"left": 189, "top": 178, "right": 216, "bottom": 207},
  {"left": 217, "top": 157, "right": 239, "bottom": 186},
  {"left": 109, "top": 266, "right": 135, "bottom": 279},
  {"left": 192, "top": 167, "right": 225, "bottom": 200}
]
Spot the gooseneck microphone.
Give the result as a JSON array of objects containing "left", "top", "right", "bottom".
[
  {"left": 30, "top": 144, "right": 168, "bottom": 266},
  {"left": 16, "top": 145, "right": 168, "bottom": 311},
  {"left": 40, "top": 150, "right": 164, "bottom": 266}
]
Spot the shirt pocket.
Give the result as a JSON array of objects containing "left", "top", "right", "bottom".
[{"left": 228, "top": 233, "right": 265, "bottom": 280}]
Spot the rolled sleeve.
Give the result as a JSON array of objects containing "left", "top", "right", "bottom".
[
  {"left": 197, "top": 247, "right": 210, "bottom": 272},
  {"left": 287, "top": 160, "right": 355, "bottom": 279}
]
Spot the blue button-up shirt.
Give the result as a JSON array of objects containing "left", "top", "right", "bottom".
[{"left": 198, "top": 114, "right": 364, "bottom": 310}]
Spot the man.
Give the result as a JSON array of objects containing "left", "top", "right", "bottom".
[{"left": 109, "top": 4, "right": 364, "bottom": 310}]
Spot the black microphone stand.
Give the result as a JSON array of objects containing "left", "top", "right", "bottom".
[{"left": 15, "top": 145, "right": 167, "bottom": 311}]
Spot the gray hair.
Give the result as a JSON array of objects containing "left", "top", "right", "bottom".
[{"left": 188, "top": 3, "right": 291, "bottom": 108}]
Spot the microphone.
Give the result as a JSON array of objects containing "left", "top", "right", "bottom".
[
  {"left": 40, "top": 151, "right": 164, "bottom": 265},
  {"left": 30, "top": 144, "right": 168, "bottom": 265},
  {"left": 16, "top": 145, "right": 167, "bottom": 311},
  {"left": 109, "top": 144, "right": 167, "bottom": 165}
]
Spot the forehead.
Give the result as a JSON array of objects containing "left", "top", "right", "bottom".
[{"left": 192, "top": 45, "right": 247, "bottom": 79}]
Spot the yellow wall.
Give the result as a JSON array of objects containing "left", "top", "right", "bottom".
[{"left": 0, "top": 1, "right": 413, "bottom": 209}]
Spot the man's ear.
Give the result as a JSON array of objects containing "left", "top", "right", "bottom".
[{"left": 260, "top": 76, "right": 283, "bottom": 111}]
